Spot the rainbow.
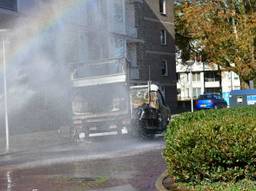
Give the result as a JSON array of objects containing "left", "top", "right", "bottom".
[{"left": 6, "top": 0, "right": 95, "bottom": 66}]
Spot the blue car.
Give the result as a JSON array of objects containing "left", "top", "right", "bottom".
[{"left": 194, "top": 94, "right": 227, "bottom": 110}]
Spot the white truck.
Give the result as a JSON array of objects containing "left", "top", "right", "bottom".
[{"left": 71, "top": 59, "right": 171, "bottom": 141}]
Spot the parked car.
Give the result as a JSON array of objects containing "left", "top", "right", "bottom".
[{"left": 194, "top": 94, "right": 227, "bottom": 110}]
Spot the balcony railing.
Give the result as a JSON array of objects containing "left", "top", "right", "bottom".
[
  {"left": 73, "top": 58, "right": 126, "bottom": 79},
  {"left": 72, "top": 74, "right": 127, "bottom": 87},
  {"left": 128, "top": 0, "right": 143, "bottom": 3},
  {"left": 205, "top": 81, "right": 221, "bottom": 88},
  {"left": 71, "top": 58, "right": 127, "bottom": 87},
  {"left": 204, "top": 77, "right": 221, "bottom": 82}
]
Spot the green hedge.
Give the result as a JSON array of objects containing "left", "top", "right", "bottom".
[{"left": 164, "top": 106, "right": 256, "bottom": 183}]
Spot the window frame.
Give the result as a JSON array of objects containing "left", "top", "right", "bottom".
[
  {"left": 159, "top": 0, "right": 167, "bottom": 15},
  {"left": 192, "top": 72, "right": 201, "bottom": 82},
  {"left": 160, "top": 30, "right": 167, "bottom": 45},
  {"left": 161, "top": 59, "right": 168, "bottom": 76},
  {"left": 193, "top": 87, "right": 201, "bottom": 98}
]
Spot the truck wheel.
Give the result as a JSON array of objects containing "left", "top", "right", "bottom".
[
  {"left": 137, "top": 121, "right": 155, "bottom": 139},
  {"left": 138, "top": 128, "right": 155, "bottom": 139}
]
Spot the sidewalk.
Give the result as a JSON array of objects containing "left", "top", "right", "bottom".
[{"left": 0, "top": 128, "right": 70, "bottom": 155}]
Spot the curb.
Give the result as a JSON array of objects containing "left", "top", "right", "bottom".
[{"left": 155, "top": 170, "right": 169, "bottom": 191}]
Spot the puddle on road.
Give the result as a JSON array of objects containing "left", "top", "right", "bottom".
[
  {"left": 0, "top": 150, "right": 164, "bottom": 191},
  {"left": 6, "top": 171, "right": 13, "bottom": 191},
  {"left": 0, "top": 171, "right": 111, "bottom": 191},
  {"left": 0, "top": 161, "right": 127, "bottom": 191},
  {"left": 0, "top": 171, "right": 14, "bottom": 191}
]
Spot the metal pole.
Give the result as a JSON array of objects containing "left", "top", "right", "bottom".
[
  {"left": 148, "top": 63, "right": 151, "bottom": 82},
  {"left": 190, "top": 68, "right": 194, "bottom": 112},
  {"left": 230, "top": 71, "right": 233, "bottom": 91},
  {"left": 2, "top": 39, "right": 9, "bottom": 152}
]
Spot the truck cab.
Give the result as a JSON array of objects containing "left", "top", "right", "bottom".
[
  {"left": 130, "top": 84, "right": 171, "bottom": 137},
  {"left": 71, "top": 82, "right": 170, "bottom": 141},
  {"left": 72, "top": 83, "right": 130, "bottom": 139}
]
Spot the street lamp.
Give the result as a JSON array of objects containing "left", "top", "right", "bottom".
[
  {"left": 0, "top": 29, "right": 9, "bottom": 152},
  {"left": 230, "top": 72, "right": 233, "bottom": 91},
  {"left": 186, "top": 60, "right": 194, "bottom": 112},
  {"left": 230, "top": 63, "right": 235, "bottom": 92}
]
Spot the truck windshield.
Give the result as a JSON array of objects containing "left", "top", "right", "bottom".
[
  {"left": 130, "top": 88, "right": 159, "bottom": 109},
  {"left": 72, "top": 84, "right": 128, "bottom": 114}
]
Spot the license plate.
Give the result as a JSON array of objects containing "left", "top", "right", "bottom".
[{"left": 200, "top": 104, "right": 206, "bottom": 107}]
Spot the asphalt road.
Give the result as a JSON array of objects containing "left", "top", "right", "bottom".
[{"left": 0, "top": 134, "right": 166, "bottom": 191}]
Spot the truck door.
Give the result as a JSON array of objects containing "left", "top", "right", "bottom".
[{"left": 156, "top": 90, "right": 171, "bottom": 126}]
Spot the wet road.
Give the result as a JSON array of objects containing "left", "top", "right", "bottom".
[{"left": 0, "top": 135, "right": 166, "bottom": 191}]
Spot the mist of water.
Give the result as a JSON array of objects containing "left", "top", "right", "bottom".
[
  {"left": 0, "top": 0, "right": 128, "bottom": 140},
  {"left": 0, "top": 3, "right": 167, "bottom": 191}
]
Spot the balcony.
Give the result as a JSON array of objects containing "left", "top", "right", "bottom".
[
  {"left": 128, "top": 0, "right": 143, "bottom": 3},
  {"left": 205, "top": 81, "right": 221, "bottom": 88},
  {"left": 73, "top": 74, "right": 127, "bottom": 87}
]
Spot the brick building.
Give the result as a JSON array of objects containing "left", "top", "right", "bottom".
[{"left": 133, "top": 0, "right": 177, "bottom": 110}]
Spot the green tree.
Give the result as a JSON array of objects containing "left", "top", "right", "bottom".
[{"left": 175, "top": 0, "right": 256, "bottom": 88}]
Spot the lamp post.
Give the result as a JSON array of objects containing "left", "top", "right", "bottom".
[
  {"left": 230, "top": 63, "right": 235, "bottom": 92},
  {"left": 230, "top": 72, "right": 233, "bottom": 91},
  {"left": 186, "top": 60, "right": 194, "bottom": 112},
  {"left": 0, "top": 29, "right": 9, "bottom": 152}
]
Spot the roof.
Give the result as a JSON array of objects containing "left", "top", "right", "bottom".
[{"left": 230, "top": 89, "right": 256, "bottom": 96}]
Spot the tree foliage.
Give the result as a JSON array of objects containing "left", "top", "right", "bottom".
[{"left": 175, "top": 0, "right": 256, "bottom": 87}]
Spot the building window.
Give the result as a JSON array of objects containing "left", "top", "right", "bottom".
[
  {"left": 0, "top": 0, "right": 17, "bottom": 11},
  {"left": 186, "top": 88, "right": 190, "bottom": 98},
  {"left": 111, "top": 36, "right": 125, "bottom": 58},
  {"left": 87, "top": 0, "right": 102, "bottom": 25},
  {"left": 233, "top": 73, "right": 239, "bottom": 80},
  {"left": 177, "top": 88, "right": 181, "bottom": 100},
  {"left": 159, "top": 0, "right": 167, "bottom": 15},
  {"left": 186, "top": 73, "right": 190, "bottom": 81},
  {"left": 192, "top": 72, "right": 201, "bottom": 81},
  {"left": 176, "top": 73, "right": 180, "bottom": 81},
  {"left": 113, "top": 0, "right": 124, "bottom": 23},
  {"left": 161, "top": 60, "right": 168, "bottom": 76},
  {"left": 160, "top": 30, "right": 167, "bottom": 45},
  {"left": 204, "top": 71, "right": 221, "bottom": 82},
  {"left": 193, "top": 88, "right": 201, "bottom": 98}
]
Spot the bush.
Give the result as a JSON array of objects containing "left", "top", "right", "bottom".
[
  {"left": 177, "top": 179, "right": 256, "bottom": 191},
  {"left": 164, "top": 106, "right": 256, "bottom": 183}
]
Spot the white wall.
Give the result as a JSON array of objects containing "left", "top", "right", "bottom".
[{"left": 177, "top": 61, "right": 241, "bottom": 100}]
